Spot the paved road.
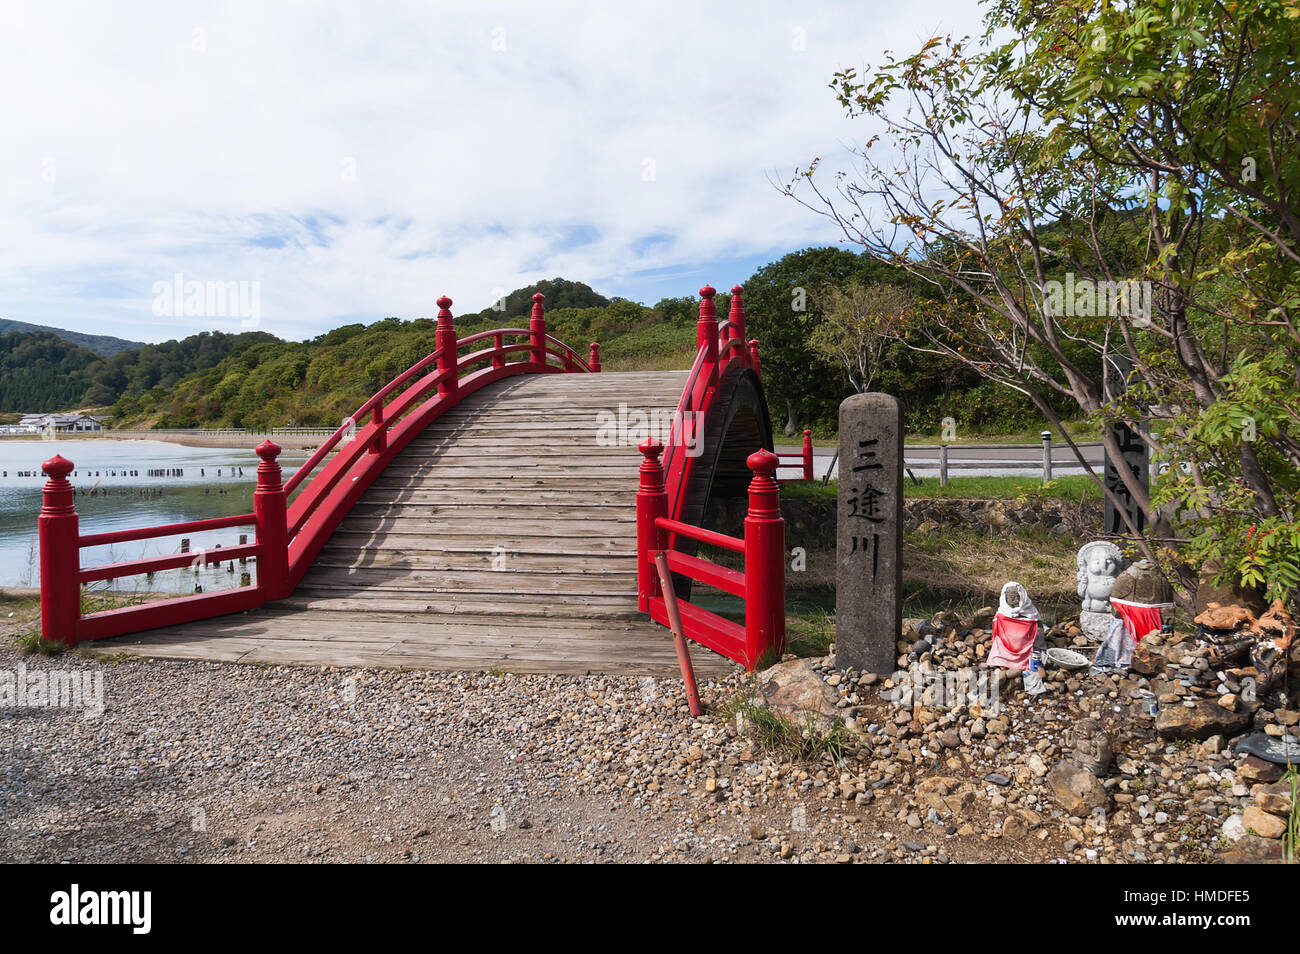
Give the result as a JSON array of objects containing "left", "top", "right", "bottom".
[{"left": 773, "top": 441, "right": 1105, "bottom": 480}]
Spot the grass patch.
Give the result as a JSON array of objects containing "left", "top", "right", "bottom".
[
  {"left": 780, "top": 475, "right": 1102, "bottom": 501},
  {"left": 904, "top": 475, "right": 1103, "bottom": 501},
  {"left": 901, "top": 529, "right": 1080, "bottom": 621},
  {"left": 720, "top": 683, "right": 851, "bottom": 764},
  {"left": 904, "top": 420, "right": 1101, "bottom": 445},
  {"left": 14, "top": 629, "right": 68, "bottom": 656},
  {"left": 786, "top": 606, "right": 835, "bottom": 658}
]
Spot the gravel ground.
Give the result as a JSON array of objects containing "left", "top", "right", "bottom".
[{"left": 0, "top": 607, "right": 1287, "bottom": 864}]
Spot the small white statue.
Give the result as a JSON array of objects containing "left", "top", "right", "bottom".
[{"left": 1077, "top": 541, "right": 1124, "bottom": 640}]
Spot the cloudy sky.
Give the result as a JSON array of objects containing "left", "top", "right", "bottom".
[{"left": 0, "top": 0, "right": 982, "bottom": 343}]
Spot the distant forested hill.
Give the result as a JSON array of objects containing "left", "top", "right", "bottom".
[
  {"left": 0, "top": 329, "right": 276, "bottom": 413},
  {"left": 0, "top": 319, "right": 143, "bottom": 357},
  {"left": 111, "top": 286, "right": 702, "bottom": 429}
]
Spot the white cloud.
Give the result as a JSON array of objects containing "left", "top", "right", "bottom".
[{"left": 0, "top": 0, "right": 982, "bottom": 342}]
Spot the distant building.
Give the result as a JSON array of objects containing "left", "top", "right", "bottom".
[{"left": 17, "top": 413, "right": 106, "bottom": 434}]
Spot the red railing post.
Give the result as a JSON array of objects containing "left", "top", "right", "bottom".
[
  {"left": 436, "top": 295, "right": 458, "bottom": 399},
  {"left": 253, "top": 440, "right": 289, "bottom": 601},
  {"left": 729, "top": 284, "right": 747, "bottom": 350},
  {"left": 697, "top": 285, "right": 718, "bottom": 388},
  {"left": 492, "top": 331, "right": 505, "bottom": 369},
  {"left": 563, "top": 349, "right": 575, "bottom": 372},
  {"left": 748, "top": 338, "right": 762, "bottom": 378},
  {"left": 370, "top": 403, "right": 386, "bottom": 456},
  {"left": 589, "top": 342, "right": 601, "bottom": 372},
  {"left": 802, "top": 429, "right": 814, "bottom": 481},
  {"left": 743, "top": 448, "right": 785, "bottom": 668},
  {"left": 530, "top": 292, "right": 547, "bottom": 367},
  {"left": 636, "top": 437, "right": 668, "bottom": 612},
  {"left": 38, "top": 454, "right": 80, "bottom": 645}
]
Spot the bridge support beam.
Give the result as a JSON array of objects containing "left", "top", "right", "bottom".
[{"left": 38, "top": 454, "right": 80, "bottom": 645}]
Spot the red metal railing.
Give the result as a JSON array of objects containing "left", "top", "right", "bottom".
[
  {"left": 778, "top": 429, "right": 814, "bottom": 483},
  {"left": 36, "top": 292, "right": 598, "bottom": 644}
]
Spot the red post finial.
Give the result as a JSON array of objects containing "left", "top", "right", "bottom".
[
  {"left": 255, "top": 440, "right": 283, "bottom": 492},
  {"left": 728, "top": 284, "right": 747, "bottom": 345},
  {"left": 698, "top": 285, "right": 716, "bottom": 317},
  {"left": 747, "top": 448, "right": 779, "bottom": 483},
  {"left": 437, "top": 295, "right": 453, "bottom": 316},
  {"left": 41, "top": 454, "right": 75, "bottom": 483},
  {"left": 530, "top": 293, "right": 547, "bottom": 365},
  {"left": 589, "top": 341, "right": 602, "bottom": 373},
  {"left": 748, "top": 338, "right": 762, "bottom": 377}
]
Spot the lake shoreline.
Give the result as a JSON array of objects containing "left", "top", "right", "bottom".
[{"left": 0, "top": 433, "right": 326, "bottom": 451}]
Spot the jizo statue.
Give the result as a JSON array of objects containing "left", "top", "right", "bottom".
[{"left": 1077, "top": 540, "right": 1125, "bottom": 640}]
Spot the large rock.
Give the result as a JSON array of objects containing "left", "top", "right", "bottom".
[
  {"left": 1242, "top": 806, "right": 1287, "bottom": 840},
  {"left": 756, "top": 659, "right": 841, "bottom": 732},
  {"left": 1195, "top": 560, "right": 1266, "bottom": 618},
  {"left": 1219, "top": 835, "right": 1285, "bottom": 864},
  {"left": 1155, "top": 699, "right": 1251, "bottom": 740},
  {"left": 1046, "top": 760, "right": 1108, "bottom": 815}
]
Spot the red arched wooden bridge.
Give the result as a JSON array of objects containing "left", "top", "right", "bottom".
[{"left": 36, "top": 286, "right": 813, "bottom": 675}]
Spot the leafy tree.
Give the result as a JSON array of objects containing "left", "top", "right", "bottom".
[
  {"left": 783, "top": 0, "right": 1300, "bottom": 606},
  {"left": 807, "top": 282, "right": 912, "bottom": 394}
]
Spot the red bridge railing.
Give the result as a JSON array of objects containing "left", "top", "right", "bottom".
[
  {"left": 36, "top": 293, "right": 597, "bottom": 645},
  {"left": 636, "top": 283, "right": 796, "bottom": 671},
  {"left": 637, "top": 439, "right": 785, "bottom": 671}
]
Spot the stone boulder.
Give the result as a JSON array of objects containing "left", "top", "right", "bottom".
[
  {"left": 1047, "top": 760, "right": 1108, "bottom": 815},
  {"left": 756, "top": 659, "right": 841, "bottom": 733},
  {"left": 1155, "top": 699, "right": 1251, "bottom": 740}
]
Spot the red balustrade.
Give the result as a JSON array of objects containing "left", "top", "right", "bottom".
[
  {"left": 636, "top": 439, "right": 785, "bottom": 670},
  {"left": 777, "top": 429, "right": 815, "bottom": 483},
  {"left": 37, "top": 293, "right": 599, "bottom": 645}
]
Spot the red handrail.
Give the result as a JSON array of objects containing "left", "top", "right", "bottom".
[{"left": 36, "top": 292, "right": 600, "bottom": 645}]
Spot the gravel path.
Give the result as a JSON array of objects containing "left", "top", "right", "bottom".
[{"left": 0, "top": 610, "right": 1274, "bottom": 864}]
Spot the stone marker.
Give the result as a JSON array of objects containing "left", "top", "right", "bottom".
[{"left": 836, "top": 393, "right": 902, "bottom": 674}]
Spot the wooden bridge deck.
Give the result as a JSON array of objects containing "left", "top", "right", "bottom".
[{"left": 88, "top": 372, "right": 736, "bottom": 677}]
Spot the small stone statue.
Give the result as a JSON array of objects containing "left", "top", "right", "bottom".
[
  {"left": 1069, "top": 718, "right": 1113, "bottom": 777},
  {"left": 1077, "top": 540, "right": 1125, "bottom": 640}
]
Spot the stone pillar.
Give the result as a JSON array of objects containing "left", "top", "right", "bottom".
[{"left": 836, "top": 393, "right": 903, "bottom": 674}]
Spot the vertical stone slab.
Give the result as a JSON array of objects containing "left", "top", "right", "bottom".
[{"left": 836, "top": 393, "right": 903, "bottom": 674}]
